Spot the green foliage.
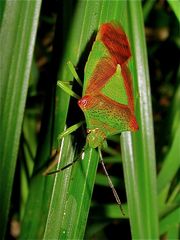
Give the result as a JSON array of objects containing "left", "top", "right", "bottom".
[
  {"left": 167, "top": 0, "right": 180, "bottom": 21},
  {"left": 0, "top": 0, "right": 179, "bottom": 239},
  {"left": 0, "top": 1, "right": 42, "bottom": 237}
]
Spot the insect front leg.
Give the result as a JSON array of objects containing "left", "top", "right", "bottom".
[
  {"left": 57, "top": 81, "right": 81, "bottom": 99},
  {"left": 67, "top": 61, "right": 82, "bottom": 87},
  {"left": 57, "top": 61, "right": 83, "bottom": 99},
  {"left": 44, "top": 61, "right": 85, "bottom": 175}
]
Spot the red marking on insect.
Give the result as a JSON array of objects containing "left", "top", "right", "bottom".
[
  {"left": 85, "top": 57, "right": 116, "bottom": 95},
  {"left": 97, "top": 23, "right": 131, "bottom": 66},
  {"left": 121, "top": 63, "right": 135, "bottom": 113},
  {"left": 78, "top": 95, "right": 94, "bottom": 110},
  {"left": 130, "top": 115, "right": 139, "bottom": 131}
]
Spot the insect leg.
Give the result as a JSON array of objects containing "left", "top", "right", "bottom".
[
  {"left": 57, "top": 81, "right": 81, "bottom": 99},
  {"left": 67, "top": 61, "right": 82, "bottom": 87},
  {"left": 57, "top": 121, "right": 84, "bottom": 141}
]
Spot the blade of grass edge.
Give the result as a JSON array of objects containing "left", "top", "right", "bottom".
[
  {"left": 0, "top": 1, "right": 41, "bottom": 237},
  {"left": 167, "top": 0, "right": 180, "bottom": 21},
  {"left": 121, "top": 1, "right": 159, "bottom": 239}
]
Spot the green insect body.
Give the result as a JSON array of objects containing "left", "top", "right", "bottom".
[{"left": 78, "top": 23, "right": 138, "bottom": 148}]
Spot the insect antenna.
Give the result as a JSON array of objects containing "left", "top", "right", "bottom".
[{"left": 98, "top": 148, "right": 125, "bottom": 216}]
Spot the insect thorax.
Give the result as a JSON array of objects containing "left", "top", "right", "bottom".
[{"left": 87, "top": 128, "right": 107, "bottom": 148}]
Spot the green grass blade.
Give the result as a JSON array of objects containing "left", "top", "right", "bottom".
[
  {"left": 167, "top": 0, "right": 180, "bottom": 21},
  {"left": 157, "top": 125, "right": 180, "bottom": 193},
  {"left": 0, "top": 1, "right": 41, "bottom": 237},
  {"left": 143, "top": 0, "right": 155, "bottom": 21},
  {"left": 44, "top": 148, "right": 99, "bottom": 239},
  {"left": 20, "top": 135, "right": 77, "bottom": 238},
  {"left": 121, "top": 1, "right": 159, "bottom": 238},
  {"left": 159, "top": 207, "right": 180, "bottom": 235}
]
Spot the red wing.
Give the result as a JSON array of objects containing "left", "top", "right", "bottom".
[
  {"left": 85, "top": 57, "right": 116, "bottom": 95},
  {"left": 97, "top": 23, "right": 131, "bottom": 66},
  {"left": 121, "top": 64, "right": 134, "bottom": 113}
]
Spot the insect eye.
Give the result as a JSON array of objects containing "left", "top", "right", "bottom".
[
  {"left": 81, "top": 99, "right": 88, "bottom": 106},
  {"left": 78, "top": 96, "right": 90, "bottom": 109}
]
